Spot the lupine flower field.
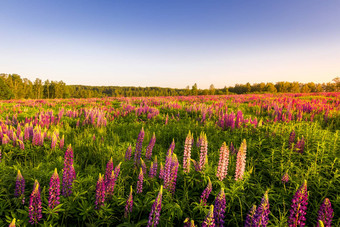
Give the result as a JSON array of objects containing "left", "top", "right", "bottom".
[{"left": 0, "top": 93, "right": 339, "bottom": 226}]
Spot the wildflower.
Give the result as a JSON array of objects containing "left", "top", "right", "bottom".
[
  {"left": 288, "top": 130, "right": 295, "bottom": 148},
  {"left": 9, "top": 218, "right": 16, "bottom": 227},
  {"left": 216, "top": 142, "right": 229, "bottom": 181},
  {"left": 183, "top": 131, "right": 193, "bottom": 173},
  {"left": 59, "top": 135, "right": 64, "bottom": 149},
  {"left": 14, "top": 170, "right": 25, "bottom": 204},
  {"left": 137, "top": 168, "right": 144, "bottom": 194},
  {"left": 146, "top": 133, "right": 156, "bottom": 160},
  {"left": 214, "top": 189, "right": 226, "bottom": 227},
  {"left": 125, "top": 144, "right": 132, "bottom": 161},
  {"left": 282, "top": 172, "right": 289, "bottom": 184},
  {"left": 147, "top": 186, "right": 163, "bottom": 227},
  {"left": 159, "top": 162, "right": 164, "bottom": 179},
  {"left": 184, "top": 218, "right": 196, "bottom": 227},
  {"left": 28, "top": 182, "right": 42, "bottom": 224},
  {"left": 62, "top": 144, "right": 75, "bottom": 197},
  {"left": 202, "top": 205, "right": 215, "bottom": 227},
  {"left": 316, "top": 198, "right": 333, "bottom": 227},
  {"left": 235, "top": 139, "right": 247, "bottom": 181},
  {"left": 253, "top": 191, "right": 270, "bottom": 227},
  {"left": 48, "top": 169, "right": 60, "bottom": 209},
  {"left": 200, "top": 178, "right": 212, "bottom": 205},
  {"left": 198, "top": 132, "right": 208, "bottom": 171},
  {"left": 134, "top": 127, "right": 144, "bottom": 165},
  {"left": 104, "top": 157, "right": 114, "bottom": 188},
  {"left": 141, "top": 158, "right": 147, "bottom": 175},
  {"left": 288, "top": 180, "right": 308, "bottom": 227},
  {"left": 124, "top": 186, "right": 133, "bottom": 218},
  {"left": 51, "top": 134, "right": 57, "bottom": 150},
  {"left": 229, "top": 142, "right": 236, "bottom": 155},
  {"left": 294, "top": 136, "right": 305, "bottom": 154},
  {"left": 244, "top": 205, "right": 257, "bottom": 227},
  {"left": 95, "top": 173, "right": 105, "bottom": 209}
]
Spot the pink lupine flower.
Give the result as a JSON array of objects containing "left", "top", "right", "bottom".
[
  {"left": 235, "top": 139, "right": 247, "bottom": 181},
  {"left": 95, "top": 173, "right": 105, "bottom": 209},
  {"left": 59, "top": 135, "right": 64, "bottom": 149},
  {"left": 198, "top": 132, "right": 208, "bottom": 171},
  {"left": 48, "top": 168, "right": 60, "bottom": 209},
  {"left": 216, "top": 142, "right": 229, "bottom": 181},
  {"left": 183, "top": 131, "right": 193, "bottom": 173},
  {"left": 28, "top": 181, "right": 42, "bottom": 224},
  {"left": 124, "top": 186, "right": 133, "bottom": 218},
  {"left": 282, "top": 172, "right": 289, "bottom": 184}
]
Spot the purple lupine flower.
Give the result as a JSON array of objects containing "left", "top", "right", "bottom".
[
  {"left": 137, "top": 168, "right": 144, "bottom": 194},
  {"left": 253, "top": 191, "right": 270, "bottom": 227},
  {"left": 59, "top": 135, "right": 64, "bottom": 149},
  {"left": 14, "top": 170, "right": 25, "bottom": 204},
  {"left": 125, "top": 144, "right": 132, "bottom": 161},
  {"left": 104, "top": 157, "right": 114, "bottom": 188},
  {"left": 282, "top": 172, "right": 289, "bottom": 184},
  {"left": 159, "top": 163, "right": 164, "bottom": 179},
  {"left": 9, "top": 218, "right": 16, "bottom": 227},
  {"left": 216, "top": 142, "right": 229, "bottom": 181},
  {"left": 183, "top": 131, "right": 193, "bottom": 173},
  {"left": 169, "top": 154, "right": 179, "bottom": 193},
  {"left": 95, "top": 173, "right": 105, "bottom": 209},
  {"left": 114, "top": 162, "right": 121, "bottom": 182},
  {"left": 294, "top": 136, "right": 305, "bottom": 154},
  {"left": 147, "top": 185, "right": 163, "bottom": 227},
  {"left": 141, "top": 158, "right": 147, "bottom": 175},
  {"left": 153, "top": 156, "right": 158, "bottom": 177},
  {"left": 200, "top": 178, "right": 212, "bottom": 205},
  {"left": 288, "top": 180, "right": 308, "bottom": 227},
  {"left": 51, "top": 134, "right": 57, "bottom": 150},
  {"left": 165, "top": 114, "right": 168, "bottom": 125},
  {"left": 124, "top": 186, "right": 133, "bottom": 218},
  {"left": 184, "top": 218, "right": 196, "bottom": 227},
  {"left": 235, "top": 139, "right": 247, "bottom": 181},
  {"left": 145, "top": 132, "right": 156, "bottom": 160},
  {"left": 28, "top": 181, "right": 42, "bottom": 224},
  {"left": 288, "top": 130, "right": 296, "bottom": 148},
  {"left": 105, "top": 171, "right": 116, "bottom": 199},
  {"left": 202, "top": 205, "right": 215, "bottom": 227},
  {"left": 18, "top": 140, "right": 25, "bottom": 150},
  {"left": 214, "top": 189, "right": 226, "bottom": 227},
  {"left": 198, "top": 132, "right": 208, "bottom": 171},
  {"left": 48, "top": 168, "right": 60, "bottom": 209},
  {"left": 229, "top": 142, "right": 236, "bottom": 155},
  {"left": 316, "top": 198, "right": 333, "bottom": 227},
  {"left": 168, "top": 138, "right": 175, "bottom": 156},
  {"left": 149, "top": 162, "right": 155, "bottom": 178},
  {"left": 134, "top": 127, "right": 144, "bottom": 165},
  {"left": 62, "top": 144, "right": 75, "bottom": 197},
  {"left": 245, "top": 205, "right": 257, "bottom": 227}
]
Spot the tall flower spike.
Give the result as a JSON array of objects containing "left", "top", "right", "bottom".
[
  {"left": 216, "top": 142, "right": 229, "bottom": 181},
  {"left": 200, "top": 177, "right": 212, "bottom": 205},
  {"left": 29, "top": 182, "right": 42, "bottom": 224},
  {"left": 159, "top": 162, "right": 164, "bottom": 179},
  {"left": 14, "top": 170, "right": 25, "bottom": 204},
  {"left": 214, "top": 188, "right": 226, "bottom": 227},
  {"left": 198, "top": 132, "right": 208, "bottom": 171},
  {"left": 153, "top": 156, "right": 158, "bottom": 177},
  {"left": 145, "top": 132, "right": 156, "bottom": 160},
  {"left": 9, "top": 218, "right": 16, "bottom": 227},
  {"left": 288, "top": 180, "right": 308, "bottom": 227},
  {"left": 124, "top": 186, "right": 133, "bottom": 218},
  {"left": 62, "top": 144, "right": 75, "bottom": 197},
  {"left": 282, "top": 172, "right": 289, "bottom": 184},
  {"left": 147, "top": 186, "right": 163, "bottom": 227},
  {"left": 104, "top": 157, "right": 114, "bottom": 188},
  {"left": 288, "top": 130, "right": 295, "bottom": 148},
  {"left": 141, "top": 158, "right": 147, "bottom": 175},
  {"left": 134, "top": 127, "right": 144, "bottom": 165},
  {"left": 137, "top": 168, "right": 144, "bottom": 194},
  {"left": 244, "top": 205, "right": 257, "bottom": 227},
  {"left": 235, "top": 139, "right": 247, "bottom": 181},
  {"left": 184, "top": 218, "right": 196, "bottom": 227},
  {"left": 253, "top": 191, "right": 270, "bottom": 227},
  {"left": 59, "top": 135, "right": 64, "bottom": 149},
  {"left": 183, "top": 131, "right": 193, "bottom": 173},
  {"left": 202, "top": 205, "right": 215, "bottom": 227},
  {"left": 95, "top": 173, "right": 105, "bottom": 209},
  {"left": 48, "top": 168, "right": 60, "bottom": 209},
  {"left": 125, "top": 144, "right": 132, "bottom": 161},
  {"left": 316, "top": 198, "right": 333, "bottom": 227}
]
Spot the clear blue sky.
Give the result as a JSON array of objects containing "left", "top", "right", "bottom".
[{"left": 0, "top": 0, "right": 339, "bottom": 88}]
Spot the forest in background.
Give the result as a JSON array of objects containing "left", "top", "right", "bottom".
[{"left": 0, "top": 73, "right": 339, "bottom": 100}]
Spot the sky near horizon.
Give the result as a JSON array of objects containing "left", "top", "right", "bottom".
[{"left": 0, "top": 1, "right": 339, "bottom": 89}]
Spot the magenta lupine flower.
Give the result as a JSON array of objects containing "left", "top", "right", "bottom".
[
  {"left": 62, "top": 144, "right": 75, "bottom": 197},
  {"left": 229, "top": 142, "right": 236, "bottom": 155},
  {"left": 104, "top": 157, "right": 114, "bottom": 188},
  {"left": 235, "top": 139, "right": 247, "bottom": 181},
  {"left": 28, "top": 182, "right": 42, "bottom": 224},
  {"left": 216, "top": 142, "right": 229, "bottom": 181},
  {"left": 124, "top": 186, "right": 133, "bottom": 218},
  {"left": 183, "top": 131, "right": 193, "bottom": 173},
  {"left": 145, "top": 133, "right": 156, "bottom": 160},
  {"left": 114, "top": 162, "right": 121, "bottom": 182},
  {"left": 288, "top": 180, "right": 308, "bottom": 227},
  {"left": 9, "top": 218, "right": 16, "bottom": 227},
  {"left": 59, "top": 135, "right": 64, "bottom": 149},
  {"left": 244, "top": 205, "right": 257, "bottom": 227},
  {"left": 200, "top": 178, "right": 212, "bottom": 205},
  {"left": 214, "top": 189, "right": 226, "bottom": 227},
  {"left": 48, "top": 168, "right": 60, "bottom": 209},
  {"left": 125, "top": 144, "right": 132, "bottom": 161},
  {"left": 288, "top": 130, "right": 296, "bottom": 148},
  {"left": 105, "top": 171, "right": 116, "bottom": 199},
  {"left": 202, "top": 205, "right": 215, "bottom": 227},
  {"left": 191, "top": 159, "right": 200, "bottom": 172},
  {"left": 198, "top": 132, "right": 208, "bottom": 171},
  {"left": 169, "top": 154, "right": 179, "bottom": 193},
  {"left": 17, "top": 140, "right": 25, "bottom": 150},
  {"left": 147, "top": 185, "right": 163, "bottom": 227},
  {"left": 14, "top": 170, "right": 25, "bottom": 204},
  {"left": 159, "top": 163, "right": 164, "bottom": 179},
  {"left": 51, "top": 134, "right": 57, "bottom": 150},
  {"left": 95, "top": 173, "right": 105, "bottom": 209},
  {"left": 141, "top": 158, "right": 147, "bottom": 175},
  {"left": 316, "top": 198, "right": 333, "bottom": 227},
  {"left": 137, "top": 168, "right": 144, "bottom": 194},
  {"left": 149, "top": 162, "right": 155, "bottom": 178},
  {"left": 253, "top": 191, "right": 270, "bottom": 227},
  {"left": 282, "top": 172, "right": 289, "bottom": 184},
  {"left": 134, "top": 127, "right": 144, "bottom": 165}
]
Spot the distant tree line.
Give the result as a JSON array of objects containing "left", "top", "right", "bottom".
[{"left": 0, "top": 73, "right": 339, "bottom": 100}]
